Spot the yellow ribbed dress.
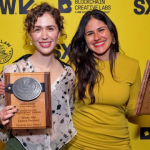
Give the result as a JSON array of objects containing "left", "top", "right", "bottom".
[{"left": 65, "top": 53, "right": 141, "bottom": 150}]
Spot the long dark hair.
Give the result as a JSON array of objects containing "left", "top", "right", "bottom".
[{"left": 69, "top": 10, "right": 119, "bottom": 104}]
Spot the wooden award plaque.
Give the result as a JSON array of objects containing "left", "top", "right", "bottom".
[
  {"left": 134, "top": 60, "right": 150, "bottom": 115},
  {"left": 5, "top": 72, "right": 52, "bottom": 129}
]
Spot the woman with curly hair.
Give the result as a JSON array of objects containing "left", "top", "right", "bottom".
[{"left": 0, "top": 2, "right": 76, "bottom": 150}]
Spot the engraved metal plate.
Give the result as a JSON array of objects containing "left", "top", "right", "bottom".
[{"left": 13, "top": 77, "right": 42, "bottom": 101}]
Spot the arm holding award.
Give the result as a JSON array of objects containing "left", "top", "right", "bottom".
[{"left": 0, "top": 2, "right": 77, "bottom": 150}]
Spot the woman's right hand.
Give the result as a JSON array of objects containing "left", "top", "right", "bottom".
[
  {"left": 0, "top": 105, "right": 18, "bottom": 125},
  {"left": 0, "top": 82, "right": 5, "bottom": 94}
]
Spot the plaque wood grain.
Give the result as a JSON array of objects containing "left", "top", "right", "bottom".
[
  {"left": 134, "top": 60, "right": 150, "bottom": 115},
  {"left": 5, "top": 72, "right": 51, "bottom": 129}
]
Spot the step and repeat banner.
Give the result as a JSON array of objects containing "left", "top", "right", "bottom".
[{"left": 0, "top": 0, "right": 150, "bottom": 149}]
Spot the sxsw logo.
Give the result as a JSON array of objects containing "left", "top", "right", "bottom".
[
  {"left": 55, "top": 44, "right": 70, "bottom": 59},
  {"left": 0, "top": 0, "right": 34, "bottom": 14},
  {"left": 58, "top": 0, "right": 72, "bottom": 13},
  {"left": 134, "top": 0, "right": 150, "bottom": 14},
  {"left": 140, "top": 127, "right": 150, "bottom": 139},
  {"left": 0, "top": 0, "right": 72, "bottom": 14}
]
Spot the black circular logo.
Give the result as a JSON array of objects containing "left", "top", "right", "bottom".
[
  {"left": 13, "top": 77, "right": 42, "bottom": 101},
  {"left": 0, "top": 40, "right": 13, "bottom": 64}
]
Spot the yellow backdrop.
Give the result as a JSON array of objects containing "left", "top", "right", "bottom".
[{"left": 0, "top": 0, "right": 150, "bottom": 149}]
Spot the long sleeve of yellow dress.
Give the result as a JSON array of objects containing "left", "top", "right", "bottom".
[{"left": 66, "top": 53, "right": 141, "bottom": 150}]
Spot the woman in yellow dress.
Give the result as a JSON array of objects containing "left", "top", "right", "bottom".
[{"left": 65, "top": 9, "right": 141, "bottom": 150}]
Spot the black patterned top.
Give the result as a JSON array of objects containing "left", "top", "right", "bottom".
[{"left": 0, "top": 58, "right": 77, "bottom": 150}]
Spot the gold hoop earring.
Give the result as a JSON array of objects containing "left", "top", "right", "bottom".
[
  {"left": 112, "top": 37, "right": 116, "bottom": 44},
  {"left": 30, "top": 41, "right": 32, "bottom": 46}
]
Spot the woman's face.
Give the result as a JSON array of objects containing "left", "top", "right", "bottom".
[
  {"left": 29, "top": 12, "right": 60, "bottom": 55},
  {"left": 85, "top": 17, "right": 113, "bottom": 60}
]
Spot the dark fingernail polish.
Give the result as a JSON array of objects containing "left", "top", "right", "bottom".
[{"left": 14, "top": 106, "right": 16, "bottom": 108}]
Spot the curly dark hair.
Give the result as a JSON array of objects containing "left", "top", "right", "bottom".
[
  {"left": 69, "top": 10, "right": 119, "bottom": 104},
  {"left": 24, "top": 2, "right": 65, "bottom": 44}
]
